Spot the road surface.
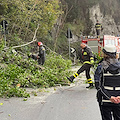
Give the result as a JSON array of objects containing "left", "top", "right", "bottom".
[{"left": 0, "top": 83, "right": 101, "bottom": 120}]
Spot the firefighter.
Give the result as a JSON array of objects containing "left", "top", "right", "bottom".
[
  {"left": 95, "top": 20, "right": 102, "bottom": 38},
  {"left": 94, "top": 44, "right": 120, "bottom": 120},
  {"left": 37, "top": 42, "right": 45, "bottom": 65},
  {"left": 67, "top": 43, "right": 94, "bottom": 88}
]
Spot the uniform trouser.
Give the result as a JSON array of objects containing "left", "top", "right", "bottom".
[
  {"left": 99, "top": 103, "right": 120, "bottom": 120},
  {"left": 96, "top": 29, "right": 100, "bottom": 38},
  {"left": 77, "top": 63, "right": 92, "bottom": 79},
  {"left": 38, "top": 57, "right": 45, "bottom": 65},
  {"left": 96, "top": 29, "right": 100, "bottom": 37}
]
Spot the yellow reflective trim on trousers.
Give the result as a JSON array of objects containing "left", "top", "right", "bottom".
[
  {"left": 83, "top": 61, "right": 91, "bottom": 64},
  {"left": 87, "top": 79, "right": 93, "bottom": 83},
  {"left": 73, "top": 75, "right": 76, "bottom": 78},
  {"left": 73, "top": 73, "right": 78, "bottom": 78},
  {"left": 75, "top": 73, "right": 78, "bottom": 76}
]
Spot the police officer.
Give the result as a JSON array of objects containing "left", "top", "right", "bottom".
[
  {"left": 94, "top": 44, "right": 120, "bottom": 120},
  {"left": 37, "top": 42, "right": 45, "bottom": 65},
  {"left": 95, "top": 20, "right": 102, "bottom": 38},
  {"left": 67, "top": 42, "right": 94, "bottom": 88}
]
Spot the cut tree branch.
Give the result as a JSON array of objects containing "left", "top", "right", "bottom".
[{"left": 4, "top": 24, "right": 40, "bottom": 50}]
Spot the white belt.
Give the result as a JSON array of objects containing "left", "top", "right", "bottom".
[{"left": 104, "top": 86, "right": 120, "bottom": 90}]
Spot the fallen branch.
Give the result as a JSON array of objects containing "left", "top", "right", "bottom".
[{"left": 4, "top": 24, "right": 40, "bottom": 50}]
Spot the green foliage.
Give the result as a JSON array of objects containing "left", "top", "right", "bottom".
[
  {"left": 0, "top": 50, "right": 72, "bottom": 98},
  {"left": 0, "top": 39, "right": 4, "bottom": 51},
  {"left": 0, "top": 0, "right": 62, "bottom": 53},
  {"left": 93, "top": 52, "right": 103, "bottom": 68}
]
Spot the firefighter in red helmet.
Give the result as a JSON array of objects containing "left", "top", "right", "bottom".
[{"left": 37, "top": 42, "right": 45, "bottom": 65}]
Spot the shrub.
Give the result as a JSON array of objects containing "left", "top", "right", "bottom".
[{"left": 0, "top": 50, "right": 72, "bottom": 98}]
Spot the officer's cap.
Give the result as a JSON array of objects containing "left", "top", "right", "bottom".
[{"left": 102, "top": 44, "right": 116, "bottom": 57}]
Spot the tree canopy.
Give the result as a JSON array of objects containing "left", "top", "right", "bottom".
[{"left": 0, "top": 0, "right": 61, "bottom": 52}]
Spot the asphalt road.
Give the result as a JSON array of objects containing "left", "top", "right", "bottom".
[{"left": 0, "top": 83, "right": 101, "bottom": 120}]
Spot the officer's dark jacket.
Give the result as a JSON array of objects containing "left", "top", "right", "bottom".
[
  {"left": 82, "top": 46, "right": 94, "bottom": 64},
  {"left": 94, "top": 59, "right": 120, "bottom": 105}
]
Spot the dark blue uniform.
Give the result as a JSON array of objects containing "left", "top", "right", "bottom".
[{"left": 94, "top": 59, "right": 120, "bottom": 120}]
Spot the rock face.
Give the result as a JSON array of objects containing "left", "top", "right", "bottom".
[{"left": 89, "top": 4, "right": 120, "bottom": 36}]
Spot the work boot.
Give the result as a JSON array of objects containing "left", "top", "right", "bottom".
[
  {"left": 86, "top": 83, "right": 94, "bottom": 89},
  {"left": 67, "top": 76, "right": 75, "bottom": 83}
]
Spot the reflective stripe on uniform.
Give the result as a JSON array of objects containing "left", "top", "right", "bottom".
[
  {"left": 104, "top": 86, "right": 113, "bottom": 90},
  {"left": 83, "top": 61, "right": 91, "bottom": 64},
  {"left": 73, "top": 73, "right": 78, "bottom": 78},
  {"left": 102, "top": 100, "right": 111, "bottom": 103},
  {"left": 115, "top": 87, "right": 120, "bottom": 90},
  {"left": 90, "top": 57, "right": 94, "bottom": 60},
  {"left": 96, "top": 25, "right": 101, "bottom": 27},
  {"left": 75, "top": 73, "right": 78, "bottom": 76},
  {"left": 73, "top": 74, "right": 76, "bottom": 78},
  {"left": 83, "top": 52, "right": 87, "bottom": 55},
  {"left": 87, "top": 78, "right": 93, "bottom": 83},
  {"left": 96, "top": 25, "right": 101, "bottom": 29},
  {"left": 104, "top": 86, "right": 120, "bottom": 90},
  {"left": 96, "top": 28, "right": 101, "bottom": 29},
  {"left": 103, "top": 73, "right": 120, "bottom": 76}
]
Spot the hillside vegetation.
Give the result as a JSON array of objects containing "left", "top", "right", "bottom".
[
  {"left": 1, "top": 0, "right": 120, "bottom": 98},
  {"left": 0, "top": 45, "right": 72, "bottom": 98},
  {"left": 0, "top": 0, "right": 72, "bottom": 98}
]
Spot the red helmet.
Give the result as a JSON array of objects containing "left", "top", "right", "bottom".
[{"left": 38, "top": 42, "right": 43, "bottom": 46}]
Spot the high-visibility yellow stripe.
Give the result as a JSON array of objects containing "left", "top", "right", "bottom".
[
  {"left": 73, "top": 74, "right": 77, "bottom": 78},
  {"left": 90, "top": 57, "right": 94, "bottom": 60},
  {"left": 73, "top": 75, "right": 77, "bottom": 78},
  {"left": 75, "top": 73, "right": 78, "bottom": 76},
  {"left": 87, "top": 78, "right": 91, "bottom": 81},
  {"left": 87, "top": 78, "right": 93, "bottom": 83},
  {"left": 90, "top": 60, "right": 94, "bottom": 64},
  {"left": 96, "top": 25, "right": 101, "bottom": 27},
  {"left": 73, "top": 73, "right": 78, "bottom": 78},
  {"left": 83, "top": 61, "right": 91, "bottom": 64},
  {"left": 83, "top": 52, "right": 87, "bottom": 55}
]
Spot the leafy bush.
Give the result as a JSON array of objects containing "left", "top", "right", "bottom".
[
  {"left": 93, "top": 52, "right": 103, "bottom": 68},
  {"left": 0, "top": 50, "right": 72, "bottom": 98}
]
